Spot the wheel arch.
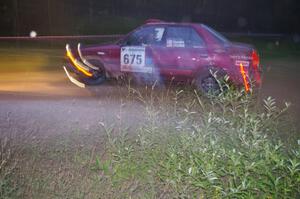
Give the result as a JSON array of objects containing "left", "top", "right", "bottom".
[{"left": 194, "top": 65, "right": 228, "bottom": 81}]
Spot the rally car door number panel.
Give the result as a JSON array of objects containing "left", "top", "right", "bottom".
[{"left": 120, "top": 46, "right": 152, "bottom": 73}]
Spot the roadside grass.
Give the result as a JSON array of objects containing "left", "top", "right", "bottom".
[
  {"left": 0, "top": 117, "right": 36, "bottom": 198},
  {"left": 0, "top": 136, "right": 19, "bottom": 198},
  {"left": 1, "top": 81, "right": 299, "bottom": 198},
  {"left": 101, "top": 84, "right": 300, "bottom": 198}
]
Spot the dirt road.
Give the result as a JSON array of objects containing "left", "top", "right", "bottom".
[
  {"left": 0, "top": 69, "right": 146, "bottom": 138},
  {"left": 0, "top": 54, "right": 299, "bottom": 138}
]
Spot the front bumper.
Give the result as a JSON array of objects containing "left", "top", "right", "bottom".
[
  {"left": 63, "top": 65, "right": 86, "bottom": 88},
  {"left": 66, "top": 44, "right": 93, "bottom": 77}
]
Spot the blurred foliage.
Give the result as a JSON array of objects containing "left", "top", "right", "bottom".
[{"left": 0, "top": 0, "right": 300, "bottom": 36}]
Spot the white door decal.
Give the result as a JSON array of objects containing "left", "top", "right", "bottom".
[{"left": 121, "top": 46, "right": 152, "bottom": 73}]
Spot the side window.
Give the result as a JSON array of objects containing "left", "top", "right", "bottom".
[
  {"left": 122, "top": 26, "right": 165, "bottom": 46},
  {"left": 165, "top": 27, "right": 205, "bottom": 48}
]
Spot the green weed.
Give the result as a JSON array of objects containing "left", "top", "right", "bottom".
[{"left": 103, "top": 84, "right": 300, "bottom": 198}]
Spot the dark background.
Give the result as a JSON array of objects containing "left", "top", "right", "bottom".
[{"left": 0, "top": 0, "right": 299, "bottom": 36}]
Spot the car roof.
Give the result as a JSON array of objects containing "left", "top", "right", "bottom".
[{"left": 143, "top": 19, "right": 202, "bottom": 27}]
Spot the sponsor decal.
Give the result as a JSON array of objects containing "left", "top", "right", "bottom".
[
  {"left": 230, "top": 55, "right": 251, "bottom": 60},
  {"left": 166, "top": 39, "right": 185, "bottom": 48},
  {"left": 120, "top": 46, "right": 152, "bottom": 73},
  {"left": 235, "top": 60, "right": 250, "bottom": 67}
]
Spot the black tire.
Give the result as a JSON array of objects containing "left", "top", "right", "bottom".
[
  {"left": 195, "top": 67, "right": 227, "bottom": 95},
  {"left": 197, "top": 75, "right": 221, "bottom": 95},
  {"left": 81, "top": 74, "right": 106, "bottom": 85},
  {"left": 80, "top": 68, "right": 106, "bottom": 85}
]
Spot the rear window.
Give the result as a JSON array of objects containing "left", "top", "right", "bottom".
[
  {"left": 165, "top": 26, "right": 205, "bottom": 48},
  {"left": 201, "top": 24, "right": 229, "bottom": 44}
]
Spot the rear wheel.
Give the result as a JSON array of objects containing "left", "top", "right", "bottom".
[
  {"left": 196, "top": 68, "right": 227, "bottom": 95},
  {"left": 197, "top": 75, "right": 221, "bottom": 95}
]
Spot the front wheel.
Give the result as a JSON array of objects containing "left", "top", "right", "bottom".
[{"left": 81, "top": 70, "right": 106, "bottom": 85}]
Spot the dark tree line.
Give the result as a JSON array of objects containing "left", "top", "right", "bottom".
[{"left": 0, "top": 0, "right": 299, "bottom": 36}]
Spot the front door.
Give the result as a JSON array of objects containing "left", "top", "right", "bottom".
[{"left": 117, "top": 25, "right": 166, "bottom": 77}]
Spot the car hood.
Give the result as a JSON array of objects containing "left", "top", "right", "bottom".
[{"left": 80, "top": 44, "right": 118, "bottom": 55}]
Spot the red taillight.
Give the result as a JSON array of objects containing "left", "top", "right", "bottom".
[
  {"left": 252, "top": 50, "right": 260, "bottom": 70},
  {"left": 251, "top": 50, "right": 261, "bottom": 84}
]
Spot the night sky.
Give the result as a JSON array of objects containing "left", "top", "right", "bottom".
[{"left": 0, "top": 0, "right": 299, "bottom": 36}]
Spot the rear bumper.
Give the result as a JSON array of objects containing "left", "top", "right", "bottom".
[
  {"left": 237, "top": 68, "right": 262, "bottom": 92},
  {"left": 226, "top": 65, "right": 262, "bottom": 92}
]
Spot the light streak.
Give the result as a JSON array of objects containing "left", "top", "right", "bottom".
[
  {"left": 240, "top": 63, "right": 250, "bottom": 92},
  {"left": 66, "top": 44, "right": 92, "bottom": 77},
  {"left": 63, "top": 66, "right": 86, "bottom": 88}
]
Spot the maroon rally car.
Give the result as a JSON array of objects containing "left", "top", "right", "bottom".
[{"left": 63, "top": 20, "right": 261, "bottom": 93}]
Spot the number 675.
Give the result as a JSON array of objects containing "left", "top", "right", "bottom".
[{"left": 123, "top": 54, "right": 142, "bottom": 65}]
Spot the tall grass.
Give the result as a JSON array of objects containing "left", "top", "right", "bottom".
[
  {"left": 0, "top": 131, "right": 28, "bottom": 199},
  {"left": 102, "top": 83, "right": 300, "bottom": 198}
]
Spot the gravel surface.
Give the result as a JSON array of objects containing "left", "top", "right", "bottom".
[{"left": 0, "top": 58, "right": 299, "bottom": 138}]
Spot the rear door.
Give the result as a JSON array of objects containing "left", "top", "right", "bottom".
[{"left": 152, "top": 26, "right": 209, "bottom": 79}]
